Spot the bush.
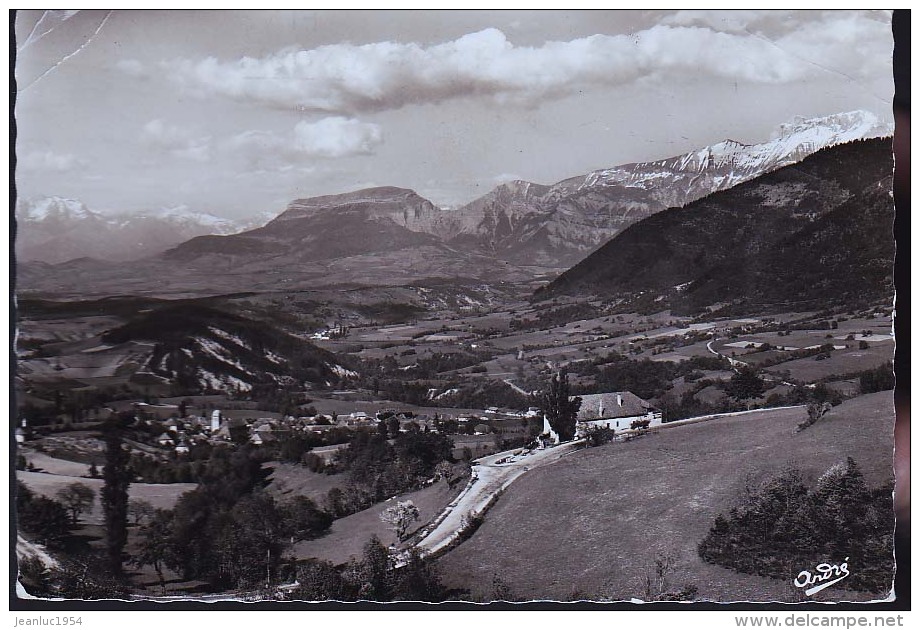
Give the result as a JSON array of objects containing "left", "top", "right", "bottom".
[
  {"left": 698, "top": 459, "right": 893, "bottom": 594},
  {"left": 19, "top": 494, "right": 72, "bottom": 547},
  {"left": 302, "top": 452, "right": 326, "bottom": 473},
  {"left": 859, "top": 362, "right": 895, "bottom": 394},
  {"left": 723, "top": 367, "right": 766, "bottom": 401},
  {"left": 584, "top": 425, "right": 615, "bottom": 447}
]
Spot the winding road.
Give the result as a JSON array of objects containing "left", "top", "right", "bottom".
[{"left": 411, "top": 440, "right": 584, "bottom": 558}]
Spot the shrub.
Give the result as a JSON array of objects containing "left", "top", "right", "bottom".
[
  {"left": 19, "top": 495, "right": 72, "bottom": 547},
  {"left": 584, "top": 425, "right": 615, "bottom": 447},
  {"left": 699, "top": 459, "right": 893, "bottom": 594}
]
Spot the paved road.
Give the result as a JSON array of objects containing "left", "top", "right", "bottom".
[{"left": 413, "top": 440, "right": 584, "bottom": 557}]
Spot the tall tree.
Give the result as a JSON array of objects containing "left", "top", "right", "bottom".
[
  {"left": 101, "top": 417, "right": 132, "bottom": 575},
  {"left": 394, "top": 548, "right": 446, "bottom": 601},
  {"left": 540, "top": 372, "right": 581, "bottom": 442},
  {"left": 356, "top": 535, "right": 392, "bottom": 601}
]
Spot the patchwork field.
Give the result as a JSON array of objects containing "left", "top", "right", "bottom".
[{"left": 436, "top": 392, "right": 895, "bottom": 602}]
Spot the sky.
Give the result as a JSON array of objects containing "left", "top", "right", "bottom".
[{"left": 14, "top": 9, "right": 895, "bottom": 219}]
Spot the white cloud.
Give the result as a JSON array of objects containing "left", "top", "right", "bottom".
[
  {"left": 141, "top": 119, "right": 211, "bottom": 162},
  {"left": 163, "top": 12, "right": 891, "bottom": 115},
  {"left": 227, "top": 117, "right": 382, "bottom": 167},
  {"left": 662, "top": 9, "right": 891, "bottom": 35},
  {"left": 291, "top": 117, "right": 382, "bottom": 158},
  {"left": 19, "top": 149, "right": 85, "bottom": 172}
]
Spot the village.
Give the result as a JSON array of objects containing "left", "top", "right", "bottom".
[{"left": 16, "top": 385, "right": 664, "bottom": 469}]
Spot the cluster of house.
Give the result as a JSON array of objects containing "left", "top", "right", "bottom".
[
  {"left": 21, "top": 389, "right": 660, "bottom": 454},
  {"left": 135, "top": 402, "right": 548, "bottom": 453},
  {"left": 141, "top": 407, "right": 375, "bottom": 452}
]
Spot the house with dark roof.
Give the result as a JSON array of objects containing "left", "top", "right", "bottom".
[
  {"left": 541, "top": 390, "right": 662, "bottom": 444},
  {"left": 575, "top": 391, "right": 662, "bottom": 435}
]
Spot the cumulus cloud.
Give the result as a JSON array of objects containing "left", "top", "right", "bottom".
[
  {"left": 19, "top": 149, "right": 85, "bottom": 172},
  {"left": 163, "top": 12, "right": 891, "bottom": 114},
  {"left": 291, "top": 117, "right": 382, "bottom": 158},
  {"left": 141, "top": 119, "right": 211, "bottom": 162},
  {"left": 227, "top": 117, "right": 382, "bottom": 167}
]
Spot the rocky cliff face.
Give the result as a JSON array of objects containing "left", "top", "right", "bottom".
[{"left": 445, "top": 110, "right": 893, "bottom": 267}]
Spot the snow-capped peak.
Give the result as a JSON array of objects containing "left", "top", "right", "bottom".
[
  {"left": 15, "top": 196, "right": 278, "bottom": 263},
  {"left": 770, "top": 110, "right": 892, "bottom": 144},
  {"left": 575, "top": 110, "right": 892, "bottom": 196},
  {"left": 17, "top": 196, "right": 97, "bottom": 222},
  {"left": 132, "top": 205, "right": 240, "bottom": 233}
]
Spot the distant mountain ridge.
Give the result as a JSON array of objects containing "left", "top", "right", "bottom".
[
  {"left": 163, "top": 110, "right": 893, "bottom": 272},
  {"left": 434, "top": 110, "right": 893, "bottom": 266},
  {"left": 15, "top": 196, "right": 273, "bottom": 264},
  {"left": 16, "top": 110, "right": 892, "bottom": 295},
  {"left": 540, "top": 137, "right": 894, "bottom": 313}
]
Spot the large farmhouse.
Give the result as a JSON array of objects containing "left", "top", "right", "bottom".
[
  {"left": 576, "top": 391, "right": 662, "bottom": 434},
  {"left": 542, "top": 390, "right": 662, "bottom": 444}
]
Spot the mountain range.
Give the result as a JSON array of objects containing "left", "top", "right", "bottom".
[
  {"left": 541, "top": 137, "right": 895, "bottom": 314},
  {"left": 437, "top": 110, "right": 893, "bottom": 266},
  {"left": 15, "top": 110, "right": 892, "bottom": 298},
  {"left": 15, "top": 197, "right": 272, "bottom": 264}
]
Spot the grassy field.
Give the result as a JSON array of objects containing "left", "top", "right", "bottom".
[
  {"left": 293, "top": 477, "right": 464, "bottom": 566},
  {"left": 265, "top": 462, "right": 346, "bottom": 505},
  {"left": 762, "top": 344, "right": 893, "bottom": 382},
  {"left": 18, "top": 450, "right": 95, "bottom": 477},
  {"left": 436, "top": 391, "right": 895, "bottom": 602},
  {"left": 17, "top": 464, "right": 203, "bottom": 595},
  {"left": 17, "top": 471, "right": 196, "bottom": 525}
]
